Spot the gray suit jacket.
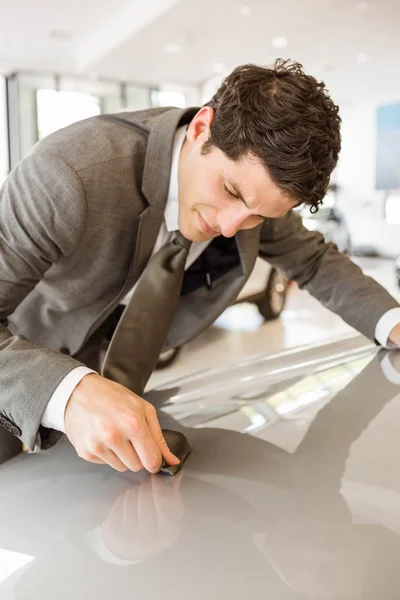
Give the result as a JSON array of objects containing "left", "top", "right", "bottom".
[{"left": 0, "top": 106, "right": 398, "bottom": 458}]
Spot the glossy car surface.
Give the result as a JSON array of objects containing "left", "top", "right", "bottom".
[{"left": 1, "top": 333, "right": 400, "bottom": 598}]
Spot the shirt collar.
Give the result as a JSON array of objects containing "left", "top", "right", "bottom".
[{"left": 164, "top": 125, "right": 188, "bottom": 233}]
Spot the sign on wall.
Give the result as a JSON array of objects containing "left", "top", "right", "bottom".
[{"left": 376, "top": 103, "right": 400, "bottom": 190}]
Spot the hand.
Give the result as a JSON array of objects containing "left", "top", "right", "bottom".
[
  {"left": 64, "top": 373, "right": 180, "bottom": 474},
  {"left": 101, "top": 470, "right": 185, "bottom": 561},
  {"left": 387, "top": 349, "right": 400, "bottom": 374},
  {"left": 388, "top": 322, "right": 400, "bottom": 346}
]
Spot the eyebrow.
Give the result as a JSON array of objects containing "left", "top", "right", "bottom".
[
  {"left": 225, "top": 177, "right": 269, "bottom": 220},
  {"left": 225, "top": 176, "right": 302, "bottom": 219}
]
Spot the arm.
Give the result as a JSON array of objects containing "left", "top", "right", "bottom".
[
  {"left": 259, "top": 210, "right": 400, "bottom": 342},
  {"left": 0, "top": 151, "right": 88, "bottom": 451},
  {"left": 0, "top": 150, "right": 184, "bottom": 472},
  {"left": 41, "top": 366, "right": 97, "bottom": 432}
]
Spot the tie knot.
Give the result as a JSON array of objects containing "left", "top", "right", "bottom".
[{"left": 174, "top": 231, "right": 191, "bottom": 251}]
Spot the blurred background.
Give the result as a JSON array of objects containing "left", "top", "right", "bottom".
[{"left": 1, "top": 0, "right": 400, "bottom": 383}]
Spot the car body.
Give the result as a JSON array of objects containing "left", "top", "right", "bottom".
[{"left": 1, "top": 333, "right": 400, "bottom": 597}]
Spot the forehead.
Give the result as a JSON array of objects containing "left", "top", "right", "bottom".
[{"left": 219, "top": 151, "right": 297, "bottom": 218}]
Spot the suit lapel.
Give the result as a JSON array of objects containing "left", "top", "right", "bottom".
[{"left": 129, "top": 107, "right": 199, "bottom": 286}]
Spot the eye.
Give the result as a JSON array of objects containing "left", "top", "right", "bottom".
[{"left": 223, "top": 183, "right": 240, "bottom": 200}]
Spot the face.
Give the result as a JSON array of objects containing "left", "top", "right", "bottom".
[{"left": 178, "top": 107, "right": 300, "bottom": 242}]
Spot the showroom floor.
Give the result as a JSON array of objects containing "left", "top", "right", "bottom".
[{"left": 147, "top": 256, "right": 400, "bottom": 390}]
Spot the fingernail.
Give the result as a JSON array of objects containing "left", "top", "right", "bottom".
[{"left": 172, "top": 455, "right": 180, "bottom": 464}]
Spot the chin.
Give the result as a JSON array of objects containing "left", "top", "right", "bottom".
[
  {"left": 186, "top": 229, "right": 210, "bottom": 243},
  {"left": 179, "top": 219, "right": 208, "bottom": 243},
  {"left": 197, "top": 233, "right": 212, "bottom": 242}
]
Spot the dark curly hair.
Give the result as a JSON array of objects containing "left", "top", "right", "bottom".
[{"left": 202, "top": 59, "right": 341, "bottom": 212}]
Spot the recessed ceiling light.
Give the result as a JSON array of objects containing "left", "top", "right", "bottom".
[
  {"left": 322, "top": 63, "right": 336, "bottom": 73},
  {"left": 48, "top": 29, "right": 73, "bottom": 41},
  {"left": 357, "top": 52, "right": 369, "bottom": 63},
  {"left": 165, "top": 43, "right": 182, "bottom": 54},
  {"left": 271, "top": 36, "right": 288, "bottom": 48},
  {"left": 357, "top": 0, "right": 370, "bottom": 9},
  {"left": 213, "top": 62, "right": 226, "bottom": 73},
  {"left": 239, "top": 5, "right": 252, "bottom": 16}
]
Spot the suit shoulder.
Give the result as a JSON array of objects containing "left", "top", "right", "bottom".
[{"left": 27, "top": 108, "right": 171, "bottom": 172}]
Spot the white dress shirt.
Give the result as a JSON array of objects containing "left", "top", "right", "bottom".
[
  {"left": 42, "top": 125, "right": 400, "bottom": 432},
  {"left": 42, "top": 126, "right": 211, "bottom": 432}
]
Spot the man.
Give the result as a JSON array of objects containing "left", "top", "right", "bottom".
[{"left": 1, "top": 59, "right": 400, "bottom": 474}]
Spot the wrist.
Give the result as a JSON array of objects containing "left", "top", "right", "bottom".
[{"left": 67, "top": 372, "right": 100, "bottom": 410}]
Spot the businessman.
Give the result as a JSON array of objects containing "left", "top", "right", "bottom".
[{"left": 1, "top": 59, "right": 400, "bottom": 474}]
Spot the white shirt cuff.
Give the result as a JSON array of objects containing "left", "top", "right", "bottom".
[
  {"left": 41, "top": 367, "right": 97, "bottom": 432},
  {"left": 380, "top": 353, "right": 400, "bottom": 384},
  {"left": 374, "top": 308, "right": 400, "bottom": 349}
]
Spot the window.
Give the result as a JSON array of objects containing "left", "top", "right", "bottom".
[
  {"left": 36, "top": 89, "right": 100, "bottom": 140},
  {"left": 0, "top": 76, "right": 8, "bottom": 184}
]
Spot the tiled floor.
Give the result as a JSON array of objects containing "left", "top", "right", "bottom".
[{"left": 147, "top": 256, "right": 400, "bottom": 389}]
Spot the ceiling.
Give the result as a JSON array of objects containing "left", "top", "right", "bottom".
[{"left": 0, "top": 0, "right": 399, "bottom": 103}]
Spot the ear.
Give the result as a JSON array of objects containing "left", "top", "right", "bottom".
[{"left": 186, "top": 106, "right": 215, "bottom": 144}]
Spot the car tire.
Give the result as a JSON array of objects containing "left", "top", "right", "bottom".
[
  {"left": 257, "top": 268, "right": 289, "bottom": 320},
  {"left": 156, "top": 346, "right": 181, "bottom": 369},
  {"left": 342, "top": 234, "right": 352, "bottom": 255}
]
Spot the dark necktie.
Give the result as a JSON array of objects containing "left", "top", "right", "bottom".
[{"left": 102, "top": 232, "right": 191, "bottom": 396}]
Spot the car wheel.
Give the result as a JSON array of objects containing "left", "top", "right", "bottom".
[
  {"left": 156, "top": 346, "right": 181, "bottom": 369},
  {"left": 257, "top": 269, "right": 289, "bottom": 320},
  {"left": 342, "top": 234, "right": 352, "bottom": 255}
]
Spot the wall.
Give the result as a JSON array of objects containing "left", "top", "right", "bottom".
[
  {"left": 336, "top": 95, "right": 400, "bottom": 257},
  {"left": 0, "top": 76, "right": 9, "bottom": 184}
]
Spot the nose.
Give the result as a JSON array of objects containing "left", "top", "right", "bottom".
[{"left": 216, "top": 208, "right": 249, "bottom": 238}]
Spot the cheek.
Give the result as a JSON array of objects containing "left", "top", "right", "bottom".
[
  {"left": 199, "top": 171, "right": 218, "bottom": 199},
  {"left": 194, "top": 175, "right": 225, "bottom": 211}
]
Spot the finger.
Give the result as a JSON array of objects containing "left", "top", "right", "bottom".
[
  {"left": 99, "top": 448, "right": 129, "bottom": 472},
  {"left": 126, "top": 416, "right": 164, "bottom": 474},
  {"left": 144, "top": 404, "right": 180, "bottom": 466},
  {"left": 109, "top": 439, "right": 144, "bottom": 473},
  {"left": 81, "top": 453, "right": 108, "bottom": 465}
]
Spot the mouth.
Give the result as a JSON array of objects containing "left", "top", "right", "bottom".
[{"left": 197, "top": 212, "right": 219, "bottom": 236}]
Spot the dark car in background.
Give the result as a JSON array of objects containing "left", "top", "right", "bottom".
[
  {"left": 300, "top": 204, "right": 352, "bottom": 253},
  {"left": 157, "top": 259, "right": 290, "bottom": 368},
  {"left": 394, "top": 255, "right": 400, "bottom": 286}
]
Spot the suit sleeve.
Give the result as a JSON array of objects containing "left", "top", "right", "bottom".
[
  {"left": 0, "top": 151, "right": 88, "bottom": 451},
  {"left": 258, "top": 209, "right": 400, "bottom": 342}
]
